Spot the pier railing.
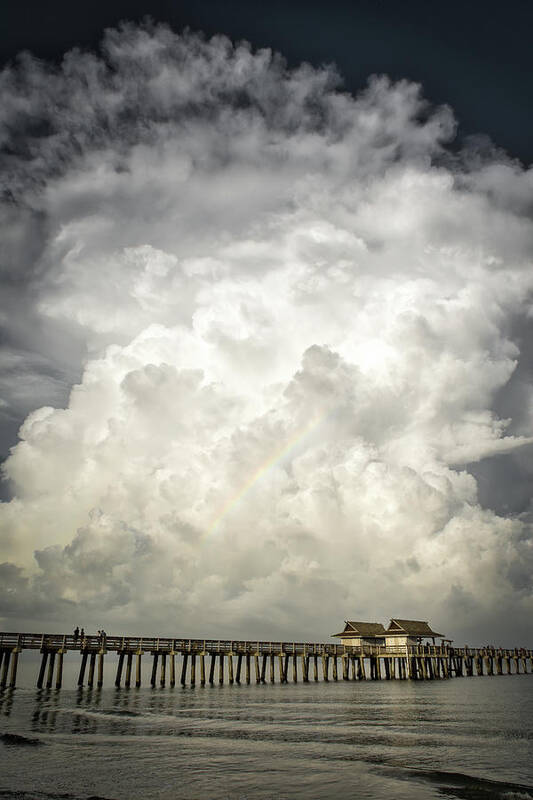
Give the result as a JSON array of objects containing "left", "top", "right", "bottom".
[
  {"left": 0, "top": 632, "right": 531, "bottom": 690},
  {"left": 0, "top": 632, "right": 530, "bottom": 658}
]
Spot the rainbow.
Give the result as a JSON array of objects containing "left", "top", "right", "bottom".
[{"left": 206, "top": 410, "right": 328, "bottom": 536}]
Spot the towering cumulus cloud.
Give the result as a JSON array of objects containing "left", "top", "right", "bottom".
[{"left": 1, "top": 23, "right": 533, "bottom": 643}]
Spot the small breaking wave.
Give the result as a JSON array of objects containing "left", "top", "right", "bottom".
[
  {"left": 0, "top": 733, "right": 43, "bottom": 747},
  {"left": 404, "top": 768, "right": 533, "bottom": 799},
  {"left": 0, "top": 789, "right": 115, "bottom": 799}
]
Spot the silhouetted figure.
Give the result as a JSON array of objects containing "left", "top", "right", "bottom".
[{"left": 73, "top": 626, "right": 79, "bottom": 642}]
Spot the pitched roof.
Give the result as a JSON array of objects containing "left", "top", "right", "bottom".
[
  {"left": 386, "top": 619, "right": 443, "bottom": 637},
  {"left": 332, "top": 621, "right": 386, "bottom": 637}
]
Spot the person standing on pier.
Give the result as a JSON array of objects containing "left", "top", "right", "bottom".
[{"left": 73, "top": 626, "right": 79, "bottom": 643}]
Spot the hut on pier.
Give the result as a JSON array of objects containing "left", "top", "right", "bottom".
[
  {"left": 384, "top": 619, "right": 443, "bottom": 647},
  {"left": 332, "top": 621, "right": 386, "bottom": 647}
]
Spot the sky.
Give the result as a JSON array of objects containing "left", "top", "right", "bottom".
[{"left": 1, "top": 1, "right": 533, "bottom": 647}]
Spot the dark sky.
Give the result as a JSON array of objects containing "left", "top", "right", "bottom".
[{"left": 1, "top": 0, "right": 533, "bottom": 166}]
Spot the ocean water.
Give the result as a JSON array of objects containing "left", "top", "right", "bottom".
[{"left": 1, "top": 657, "right": 532, "bottom": 800}]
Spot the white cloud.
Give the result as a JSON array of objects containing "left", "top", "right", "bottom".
[{"left": 1, "top": 23, "right": 533, "bottom": 645}]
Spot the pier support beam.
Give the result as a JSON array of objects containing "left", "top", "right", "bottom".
[
  {"left": 125, "top": 653, "right": 133, "bottom": 687},
  {"left": 200, "top": 654, "right": 206, "bottom": 686},
  {"left": 115, "top": 653, "right": 125, "bottom": 687},
  {"left": 150, "top": 653, "right": 159, "bottom": 687},
  {"left": 77, "top": 652, "right": 88, "bottom": 687},
  {"left": 160, "top": 653, "right": 166, "bottom": 687},
  {"left": 97, "top": 652, "right": 105, "bottom": 688},
  {"left": 8, "top": 649, "right": 20, "bottom": 688},
  {"left": 135, "top": 652, "right": 142, "bottom": 687},
  {"left": 191, "top": 654, "right": 196, "bottom": 686},
  {"left": 1, "top": 650, "right": 11, "bottom": 688},
  {"left": 236, "top": 654, "right": 242, "bottom": 684},
  {"left": 181, "top": 654, "right": 189, "bottom": 686},
  {"left": 209, "top": 654, "right": 216, "bottom": 684},
  {"left": 37, "top": 651, "right": 48, "bottom": 689},
  {"left": 219, "top": 653, "right": 224, "bottom": 684},
  {"left": 46, "top": 651, "right": 56, "bottom": 689},
  {"left": 169, "top": 652, "right": 175, "bottom": 687},
  {"left": 342, "top": 656, "right": 349, "bottom": 680},
  {"left": 55, "top": 651, "right": 64, "bottom": 690}
]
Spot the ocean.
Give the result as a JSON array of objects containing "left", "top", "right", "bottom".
[{"left": 1, "top": 657, "right": 532, "bottom": 800}]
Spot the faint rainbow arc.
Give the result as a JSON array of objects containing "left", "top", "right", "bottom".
[{"left": 205, "top": 410, "right": 328, "bottom": 536}]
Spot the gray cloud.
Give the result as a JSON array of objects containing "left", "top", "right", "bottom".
[{"left": 1, "top": 23, "right": 533, "bottom": 646}]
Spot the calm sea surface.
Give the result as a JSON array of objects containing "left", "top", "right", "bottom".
[{"left": 1, "top": 657, "right": 532, "bottom": 800}]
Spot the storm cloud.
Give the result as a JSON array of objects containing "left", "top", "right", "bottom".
[{"left": 1, "top": 23, "right": 533, "bottom": 645}]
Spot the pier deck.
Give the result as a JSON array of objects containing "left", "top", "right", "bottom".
[{"left": 0, "top": 632, "right": 531, "bottom": 689}]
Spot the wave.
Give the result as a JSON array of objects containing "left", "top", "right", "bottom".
[
  {"left": 0, "top": 790, "right": 115, "bottom": 799},
  {"left": 0, "top": 733, "right": 43, "bottom": 747},
  {"left": 399, "top": 767, "right": 533, "bottom": 799}
]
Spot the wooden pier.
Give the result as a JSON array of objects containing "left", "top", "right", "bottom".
[{"left": 0, "top": 632, "right": 531, "bottom": 689}]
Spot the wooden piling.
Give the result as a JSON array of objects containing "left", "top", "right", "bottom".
[
  {"left": 245, "top": 654, "right": 250, "bottom": 684},
  {"left": 292, "top": 654, "right": 298, "bottom": 683},
  {"left": 125, "top": 653, "right": 133, "bottom": 687},
  {"left": 38, "top": 651, "right": 48, "bottom": 688},
  {"left": 150, "top": 653, "right": 159, "bottom": 687},
  {"left": 55, "top": 651, "right": 64, "bottom": 690},
  {"left": 228, "top": 654, "right": 234, "bottom": 684},
  {"left": 1, "top": 650, "right": 11, "bottom": 688},
  {"left": 115, "top": 652, "right": 125, "bottom": 687},
  {"left": 168, "top": 652, "right": 175, "bottom": 687},
  {"left": 97, "top": 652, "right": 104, "bottom": 688},
  {"left": 219, "top": 653, "right": 224, "bottom": 684},
  {"left": 278, "top": 654, "right": 284, "bottom": 683},
  {"left": 270, "top": 654, "right": 275, "bottom": 683},
  {"left": 322, "top": 654, "right": 329, "bottom": 681},
  {"left": 190, "top": 654, "right": 196, "bottom": 686},
  {"left": 302, "top": 655, "right": 309, "bottom": 682},
  {"left": 254, "top": 654, "right": 260, "bottom": 683},
  {"left": 200, "top": 654, "right": 206, "bottom": 686},
  {"left": 236, "top": 654, "right": 242, "bottom": 684},
  {"left": 342, "top": 655, "right": 349, "bottom": 680},
  {"left": 8, "top": 649, "right": 20, "bottom": 688},
  {"left": 209, "top": 654, "right": 216, "bottom": 684},
  {"left": 260, "top": 655, "right": 266, "bottom": 684},
  {"left": 332, "top": 656, "right": 338, "bottom": 681},
  {"left": 181, "top": 653, "right": 188, "bottom": 686},
  {"left": 135, "top": 651, "right": 142, "bottom": 687},
  {"left": 160, "top": 653, "right": 166, "bottom": 687},
  {"left": 46, "top": 651, "right": 56, "bottom": 689}
]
